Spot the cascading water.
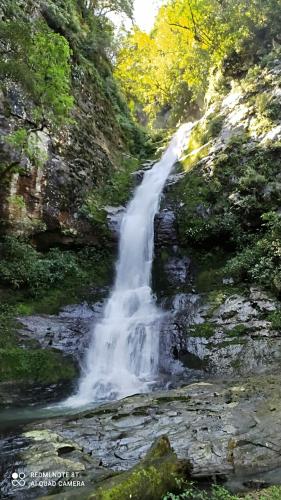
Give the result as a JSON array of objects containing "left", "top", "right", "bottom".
[{"left": 66, "top": 123, "right": 193, "bottom": 407}]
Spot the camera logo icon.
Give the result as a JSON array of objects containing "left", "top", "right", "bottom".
[{"left": 11, "top": 472, "right": 26, "bottom": 487}]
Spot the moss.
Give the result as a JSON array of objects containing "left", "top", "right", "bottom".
[
  {"left": 0, "top": 348, "right": 77, "bottom": 383},
  {"left": 7, "top": 194, "right": 26, "bottom": 209},
  {"left": 268, "top": 310, "right": 281, "bottom": 330},
  {"left": 182, "top": 143, "right": 210, "bottom": 171},
  {"left": 90, "top": 436, "right": 190, "bottom": 500},
  {"left": 193, "top": 249, "right": 230, "bottom": 293},
  {"left": 82, "top": 154, "right": 139, "bottom": 227},
  {"left": 231, "top": 359, "right": 242, "bottom": 369},
  {"left": 188, "top": 322, "right": 216, "bottom": 339},
  {"left": 207, "top": 289, "right": 228, "bottom": 308},
  {"left": 227, "top": 324, "right": 249, "bottom": 337},
  {"left": 215, "top": 339, "right": 247, "bottom": 349}
]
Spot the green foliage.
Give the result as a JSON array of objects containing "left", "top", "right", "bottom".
[
  {"left": 27, "top": 132, "right": 49, "bottom": 167},
  {"left": 268, "top": 310, "right": 281, "bottom": 330},
  {"left": 0, "top": 304, "right": 17, "bottom": 348},
  {"left": 5, "top": 128, "right": 49, "bottom": 168},
  {"left": 0, "top": 0, "right": 144, "bottom": 163},
  {"left": 6, "top": 128, "right": 28, "bottom": 149},
  {"left": 255, "top": 93, "right": 281, "bottom": 122},
  {"left": 82, "top": 155, "right": 138, "bottom": 224},
  {"left": 0, "top": 237, "right": 82, "bottom": 293},
  {"left": 227, "top": 324, "right": 249, "bottom": 337},
  {"left": 163, "top": 484, "right": 281, "bottom": 499},
  {"left": 188, "top": 322, "right": 215, "bottom": 339},
  {"left": 249, "top": 486, "right": 281, "bottom": 499},
  {"left": 7, "top": 195, "right": 26, "bottom": 209},
  {"left": 224, "top": 212, "right": 281, "bottom": 293},
  {"left": 115, "top": 0, "right": 281, "bottom": 124},
  {"left": 29, "top": 28, "right": 74, "bottom": 125},
  {"left": 0, "top": 348, "right": 77, "bottom": 383},
  {"left": 168, "top": 84, "right": 281, "bottom": 294},
  {"left": 163, "top": 484, "right": 239, "bottom": 500},
  {"left": 0, "top": 20, "right": 74, "bottom": 128},
  {"left": 78, "top": 0, "right": 133, "bottom": 20}
]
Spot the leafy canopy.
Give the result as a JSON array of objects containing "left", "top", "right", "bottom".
[
  {"left": 115, "top": 0, "right": 281, "bottom": 124},
  {"left": 84, "top": 0, "right": 134, "bottom": 18}
]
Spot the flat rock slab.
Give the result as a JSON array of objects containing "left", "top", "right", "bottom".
[{"left": 2, "top": 374, "right": 281, "bottom": 498}]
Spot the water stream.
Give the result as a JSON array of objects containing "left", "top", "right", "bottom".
[{"left": 65, "top": 124, "right": 193, "bottom": 407}]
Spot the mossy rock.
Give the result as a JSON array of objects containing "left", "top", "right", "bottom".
[
  {"left": 42, "top": 436, "right": 191, "bottom": 500},
  {"left": 227, "top": 324, "right": 250, "bottom": 337},
  {"left": 189, "top": 322, "right": 216, "bottom": 339},
  {"left": 90, "top": 436, "right": 190, "bottom": 500}
]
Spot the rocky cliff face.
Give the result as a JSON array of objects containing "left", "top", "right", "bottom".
[
  {"left": 153, "top": 46, "right": 281, "bottom": 382},
  {"left": 0, "top": 0, "right": 141, "bottom": 248}
]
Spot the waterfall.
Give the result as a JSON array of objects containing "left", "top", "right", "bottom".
[{"left": 66, "top": 123, "right": 193, "bottom": 407}]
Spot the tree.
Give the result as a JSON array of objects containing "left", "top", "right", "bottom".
[
  {"left": 79, "top": 0, "right": 134, "bottom": 19},
  {"left": 115, "top": 0, "right": 281, "bottom": 125}
]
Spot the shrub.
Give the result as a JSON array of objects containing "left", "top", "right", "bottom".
[
  {"left": 163, "top": 484, "right": 239, "bottom": 500},
  {"left": 224, "top": 212, "right": 281, "bottom": 293},
  {"left": 0, "top": 237, "right": 82, "bottom": 293},
  {"left": 0, "top": 347, "right": 77, "bottom": 383},
  {"left": 0, "top": 304, "right": 17, "bottom": 348},
  {"left": 82, "top": 155, "right": 139, "bottom": 224}
]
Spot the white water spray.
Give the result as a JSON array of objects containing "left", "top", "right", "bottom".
[{"left": 66, "top": 123, "right": 193, "bottom": 407}]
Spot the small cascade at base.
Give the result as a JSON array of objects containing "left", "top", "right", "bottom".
[{"left": 65, "top": 123, "right": 194, "bottom": 407}]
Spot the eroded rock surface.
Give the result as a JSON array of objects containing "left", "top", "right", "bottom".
[
  {"left": 1, "top": 375, "right": 281, "bottom": 498},
  {"left": 18, "top": 302, "right": 104, "bottom": 359},
  {"left": 162, "top": 286, "right": 281, "bottom": 377}
]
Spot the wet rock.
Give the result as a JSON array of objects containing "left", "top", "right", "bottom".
[
  {"left": 160, "top": 293, "right": 203, "bottom": 376},
  {"left": 41, "top": 436, "right": 190, "bottom": 500},
  {"left": 195, "top": 204, "right": 211, "bottom": 219},
  {"left": 165, "top": 171, "right": 185, "bottom": 188},
  {"left": 0, "top": 380, "right": 75, "bottom": 409},
  {"left": 155, "top": 209, "right": 177, "bottom": 246},
  {"left": 105, "top": 206, "right": 125, "bottom": 238},
  {"left": 131, "top": 161, "right": 155, "bottom": 185},
  {"left": 176, "top": 288, "right": 281, "bottom": 376},
  {"left": 2, "top": 374, "right": 281, "bottom": 498},
  {"left": 164, "top": 256, "right": 191, "bottom": 287},
  {"left": 18, "top": 302, "right": 104, "bottom": 359}
]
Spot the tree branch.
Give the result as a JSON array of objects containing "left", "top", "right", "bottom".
[{"left": 169, "top": 23, "right": 193, "bottom": 32}]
